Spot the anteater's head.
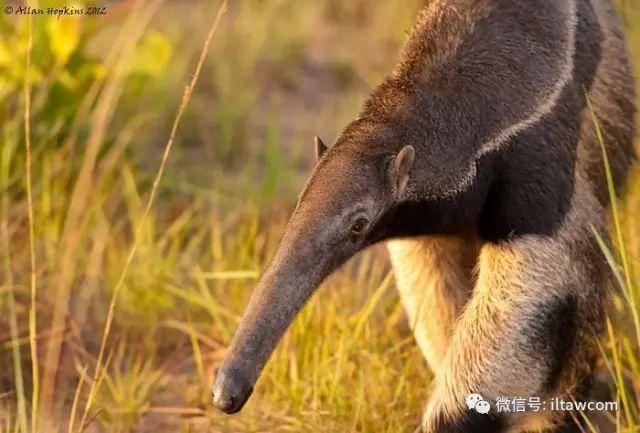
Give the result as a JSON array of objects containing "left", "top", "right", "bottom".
[{"left": 212, "top": 126, "right": 415, "bottom": 414}]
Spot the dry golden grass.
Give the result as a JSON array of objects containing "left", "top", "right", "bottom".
[{"left": 0, "top": 1, "right": 638, "bottom": 432}]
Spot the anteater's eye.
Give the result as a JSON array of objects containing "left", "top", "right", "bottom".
[{"left": 350, "top": 218, "right": 368, "bottom": 234}]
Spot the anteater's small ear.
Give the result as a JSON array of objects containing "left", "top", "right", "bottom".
[
  {"left": 314, "top": 136, "right": 328, "bottom": 163},
  {"left": 389, "top": 145, "right": 415, "bottom": 197}
]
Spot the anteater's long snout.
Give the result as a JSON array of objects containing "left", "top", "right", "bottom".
[{"left": 211, "top": 226, "right": 332, "bottom": 414}]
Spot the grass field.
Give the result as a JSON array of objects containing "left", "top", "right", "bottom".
[{"left": 0, "top": 1, "right": 639, "bottom": 432}]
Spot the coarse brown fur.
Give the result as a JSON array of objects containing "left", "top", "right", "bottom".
[{"left": 213, "top": 1, "right": 636, "bottom": 432}]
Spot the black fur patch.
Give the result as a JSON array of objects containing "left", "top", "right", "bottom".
[
  {"left": 367, "top": 162, "right": 494, "bottom": 243},
  {"left": 477, "top": 0, "right": 603, "bottom": 242},
  {"left": 367, "top": 0, "right": 605, "bottom": 245},
  {"left": 429, "top": 410, "right": 508, "bottom": 433},
  {"left": 521, "top": 294, "right": 579, "bottom": 391}
]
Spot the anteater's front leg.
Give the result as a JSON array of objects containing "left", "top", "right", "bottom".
[
  {"left": 388, "top": 235, "right": 478, "bottom": 373},
  {"left": 421, "top": 207, "right": 606, "bottom": 433}
]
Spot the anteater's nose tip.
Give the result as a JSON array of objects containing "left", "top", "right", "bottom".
[
  {"left": 212, "top": 366, "right": 254, "bottom": 414},
  {"left": 211, "top": 389, "right": 236, "bottom": 413}
]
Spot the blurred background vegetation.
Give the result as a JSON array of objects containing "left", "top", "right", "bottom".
[{"left": 0, "top": 1, "right": 639, "bottom": 432}]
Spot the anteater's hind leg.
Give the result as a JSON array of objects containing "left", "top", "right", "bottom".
[{"left": 387, "top": 235, "right": 479, "bottom": 373}]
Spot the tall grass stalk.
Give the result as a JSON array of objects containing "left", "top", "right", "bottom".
[
  {"left": 77, "top": 2, "right": 229, "bottom": 430},
  {"left": 40, "top": 0, "right": 163, "bottom": 418},
  {"left": 587, "top": 91, "right": 640, "bottom": 430},
  {"left": 22, "top": 9, "right": 38, "bottom": 433},
  {"left": 66, "top": 365, "right": 87, "bottom": 433},
  {"left": 587, "top": 96, "right": 640, "bottom": 349},
  {"left": 2, "top": 143, "right": 26, "bottom": 433}
]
